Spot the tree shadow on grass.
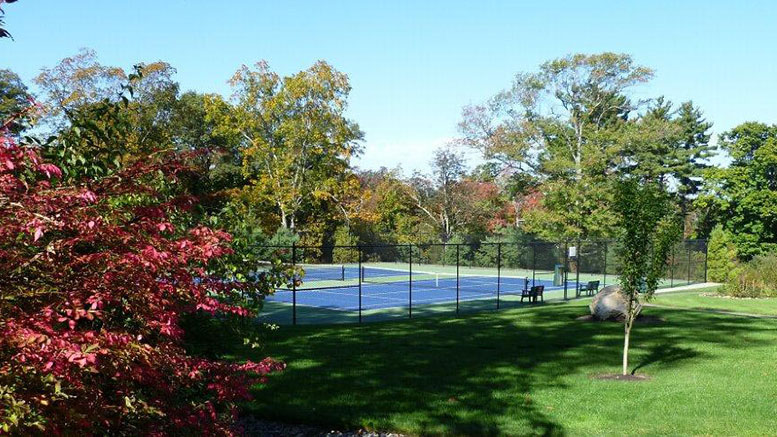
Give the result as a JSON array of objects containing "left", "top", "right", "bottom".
[
  {"left": 631, "top": 344, "right": 697, "bottom": 375},
  {"left": 227, "top": 302, "right": 775, "bottom": 436}
]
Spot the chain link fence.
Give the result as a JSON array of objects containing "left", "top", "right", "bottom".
[{"left": 256, "top": 239, "right": 708, "bottom": 325}]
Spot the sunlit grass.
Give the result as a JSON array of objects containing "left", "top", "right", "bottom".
[
  {"left": 229, "top": 298, "right": 777, "bottom": 436},
  {"left": 653, "top": 287, "right": 777, "bottom": 316}
]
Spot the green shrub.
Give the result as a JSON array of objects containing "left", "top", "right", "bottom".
[
  {"left": 707, "top": 225, "right": 740, "bottom": 282},
  {"left": 332, "top": 226, "right": 359, "bottom": 263},
  {"left": 723, "top": 254, "right": 777, "bottom": 298}
]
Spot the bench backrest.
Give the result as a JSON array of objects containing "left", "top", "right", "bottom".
[
  {"left": 587, "top": 280, "right": 600, "bottom": 289},
  {"left": 531, "top": 285, "right": 545, "bottom": 294}
]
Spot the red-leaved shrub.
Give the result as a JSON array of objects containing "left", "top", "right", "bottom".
[{"left": 0, "top": 129, "right": 284, "bottom": 435}]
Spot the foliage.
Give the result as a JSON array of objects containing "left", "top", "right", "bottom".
[
  {"left": 0, "top": 130, "right": 285, "bottom": 434},
  {"left": 214, "top": 60, "right": 363, "bottom": 230},
  {"left": 0, "top": 69, "right": 32, "bottom": 134},
  {"left": 34, "top": 49, "right": 127, "bottom": 130},
  {"left": 706, "top": 225, "right": 739, "bottom": 283},
  {"left": 332, "top": 226, "right": 359, "bottom": 263},
  {"left": 722, "top": 255, "right": 777, "bottom": 298},
  {"left": 697, "top": 122, "right": 777, "bottom": 259},
  {"left": 440, "top": 233, "right": 474, "bottom": 265},
  {"left": 458, "top": 53, "right": 657, "bottom": 241},
  {"left": 613, "top": 178, "right": 682, "bottom": 375},
  {"left": 0, "top": 0, "right": 18, "bottom": 40},
  {"left": 37, "top": 61, "right": 183, "bottom": 183},
  {"left": 474, "top": 227, "right": 532, "bottom": 268}
]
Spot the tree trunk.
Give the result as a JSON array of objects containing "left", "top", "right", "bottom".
[{"left": 622, "top": 320, "right": 631, "bottom": 376}]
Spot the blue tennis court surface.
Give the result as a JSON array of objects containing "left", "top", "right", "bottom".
[{"left": 267, "top": 264, "right": 577, "bottom": 311}]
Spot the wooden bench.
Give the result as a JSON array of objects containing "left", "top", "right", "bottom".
[
  {"left": 521, "top": 285, "right": 545, "bottom": 303},
  {"left": 577, "top": 280, "right": 600, "bottom": 297}
]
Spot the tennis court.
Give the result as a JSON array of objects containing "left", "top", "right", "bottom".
[
  {"left": 257, "top": 240, "right": 708, "bottom": 324},
  {"left": 267, "top": 263, "right": 582, "bottom": 311}
]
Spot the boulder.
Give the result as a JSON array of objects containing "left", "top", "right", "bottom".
[{"left": 589, "top": 285, "right": 641, "bottom": 322}]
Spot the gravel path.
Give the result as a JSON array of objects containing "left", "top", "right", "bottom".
[{"left": 236, "top": 417, "right": 406, "bottom": 437}]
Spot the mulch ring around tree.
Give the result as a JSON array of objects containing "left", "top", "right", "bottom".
[
  {"left": 575, "top": 314, "right": 665, "bottom": 324},
  {"left": 591, "top": 373, "right": 652, "bottom": 382}
]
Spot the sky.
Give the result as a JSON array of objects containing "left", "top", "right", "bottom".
[{"left": 3, "top": 0, "right": 777, "bottom": 173}]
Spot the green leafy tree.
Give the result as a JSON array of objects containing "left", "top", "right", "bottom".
[
  {"left": 0, "top": 68, "right": 32, "bottom": 134},
  {"left": 619, "top": 98, "right": 713, "bottom": 232},
  {"left": 673, "top": 102, "right": 714, "bottom": 214},
  {"left": 474, "top": 227, "right": 532, "bottom": 267},
  {"left": 168, "top": 91, "right": 245, "bottom": 212},
  {"left": 706, "top": 225, "right": 739, "bottom": 283},
  {"left": 39, "top": 64, "right": 177, "bottom": 181},
  {"left": 697, "top": 122, "right": 777, "bottom": 259},
  {"left": 459, "top": 53, "right": 654, "bottom": 240},
  {"left": 214, "top": 60, "right": 363, "bottom": 230},
  {"left": 613, "top": 179, "right": 681, "bottom": 375},
  {"left": 332, "top": 225, "right": 359, "bottom": 263}
]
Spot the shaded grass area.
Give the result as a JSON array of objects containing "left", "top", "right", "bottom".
[
  {"left": 225, "top": 298, "right": 777, "bottom": 436},
  {"left": 653, "top": 287, "right": 777, "bottom": 316}
]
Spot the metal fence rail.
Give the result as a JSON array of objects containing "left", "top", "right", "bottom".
[{"left": 255, "top": 239, "right": 708, "bottom": 325}]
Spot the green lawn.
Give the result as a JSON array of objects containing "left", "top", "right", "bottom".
[
  {"left": 653, "top": 288, "right": 777, "bottom": 316},
  {"left": 231, "top": 298, "right": 777, "bottom": 436}
]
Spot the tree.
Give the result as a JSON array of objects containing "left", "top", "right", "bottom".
[
  {"left": 673, "top": 102, "right": 714, "bottom": 215},
  {"left": 0, "top": 69, "right": 32, "bottom": 134},
  {"left": 459, "top": 53, "right": 654, "bottom": 240},
  {"left": 0, "top": 121, "right": 286, "bottom": 434},
  {"left": 706, "top": 224, "right": 739, "bottom": 283},
  {"left": 34, "top": 49, "right": 126, "bottom": 130},
  {"left": 167, "top": 91, "right": 245, "bottom": 211},
  {"left": 618, "top": 98, "right": 713, "bottom": 233},
  {"left": 35, "top": 50, "right": 181, "bottom": 159},
  {"left": 613, "top": 179, "right": 681, "bottom": 375},
  {"left": 697, "top": 122, "right": 777, "bottom": 259},
  {"left": 39, "top": 64, "right": 179, "bottom": 182},
  {"left": 407, "top": 147, "right": 468, "bottom": 242},
  {"left": 215, "top": 61, "right": 363, "bottom": 230},
  {"left": 344, "top": 167, "right": 433, "bottom": 245}
]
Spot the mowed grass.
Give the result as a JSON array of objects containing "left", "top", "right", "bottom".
[
  {"left": 229, "top": 298, "right": 777, "bottom": 436},
  {"left": 653, "top": 288, "right": 777, "bottom": 316}
]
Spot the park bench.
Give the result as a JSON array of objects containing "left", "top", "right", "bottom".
[
  {"left": 577, "top": 280, "right": 600, "bottom": 297},
  {"left": 521, "top": 285, "right": 544, "bottom": 303}
]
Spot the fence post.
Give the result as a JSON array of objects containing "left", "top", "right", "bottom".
[
  {"left": 575, "top": 240, "right": 581, "bottom": 298},
  {"left": 704, "top": 240, "right": 709, "bottom": 283},
  {"left": 687, "top": 243, "right": 692, "bottom": 285},
  {"left": 563, "top": 242, "right": 569, "bottom": 300},
  {"left": 456, "top": 244, "right": 460, "bottom": 315},
  {"left": 603, "top": 241, "right": 608, "bottom": 288},
  {"left": 531, "top": 242, "right": 537, "bottom": 288},
  {"left": 408, "top": 244, "right": 413, "bottom": 319},
  {"left": 358, "top": 245, "right": 362, "bottom": 324},
  {"left": 292, "top": 242, "right": 297, "bottom": 326},
  {"left": 496, "top": 243, "right": 502, "bottom": 310},
  {"left": 670, "top": 246, "right": 675, "bottom": 288}
]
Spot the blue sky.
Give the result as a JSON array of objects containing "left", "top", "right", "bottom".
[{"left": 3, "top": 0, "right": 776, "bottom": 172}]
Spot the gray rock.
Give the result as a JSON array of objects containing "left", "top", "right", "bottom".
[{"left": 589, "top": 285, "right": 641, "bottom": 322}]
